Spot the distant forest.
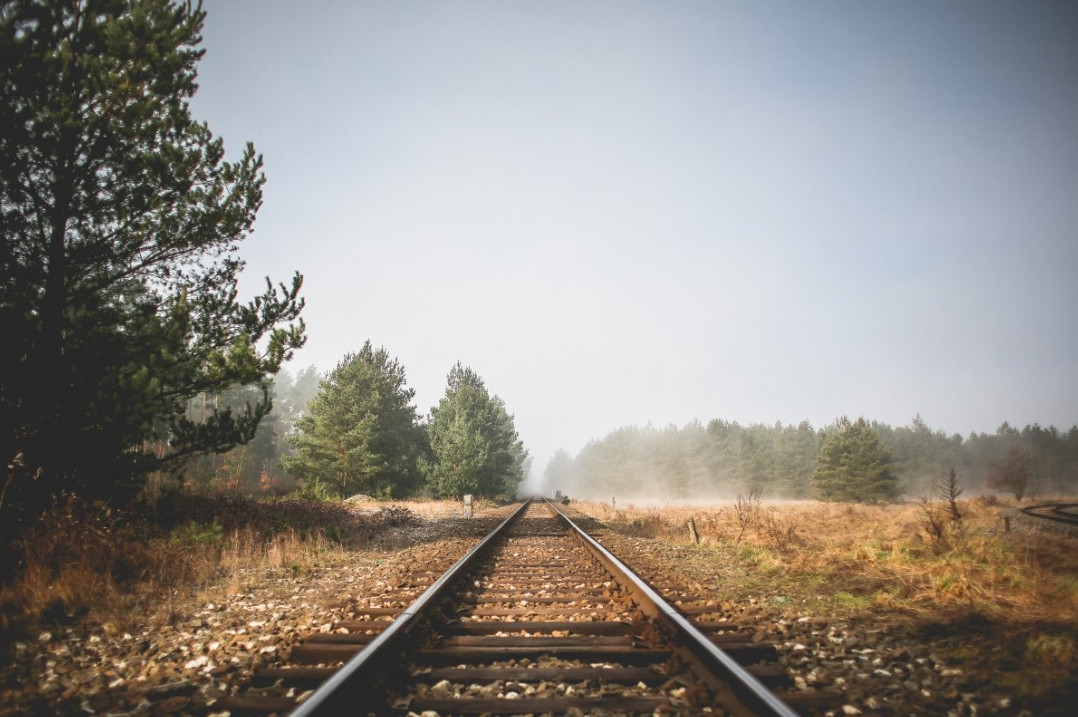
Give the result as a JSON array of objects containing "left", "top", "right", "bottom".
[{"left": 542, "top": 416, "right": 1078, "bottom": 502}]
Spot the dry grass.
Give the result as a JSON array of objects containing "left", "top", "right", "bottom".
[
  {"left": 0, "top": 496, "right": 206, "bottom": 637},
  {"left": 0, "top": 493, "right": 440, "bottom": 643},
  {"left": 366, "top": 498, "right": 480, "bottom": 519},
  {"left": 575, "top": 496, "right": 1078, "bottom": 703},
  {"left": 575, "top": 496, "right": 1078, "bottom": 622}
]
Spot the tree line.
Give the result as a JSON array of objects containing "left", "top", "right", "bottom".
[
  {"left": 181, "top": 349, "right": 528, "bottom": 501},
  {"left": 543, "top": 415, "right": 1078, "bottom": 503},
  {"left": 285, "top": 349, "right": 527, "bottom": 499}
]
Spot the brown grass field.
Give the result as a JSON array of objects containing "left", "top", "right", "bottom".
[{"left": 572, "top": 496, "right": 1078, "bottom": 706}]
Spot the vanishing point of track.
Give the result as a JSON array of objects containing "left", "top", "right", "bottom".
[{"left": 217, "top": 499, "right": 802, "bottom": 716}]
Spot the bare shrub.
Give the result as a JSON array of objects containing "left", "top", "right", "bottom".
[
  {"left": 987, "top": 446, "right": 1033, "bottom": 501},
  {"left": 733, "top": 490, "right": 761, "bottom": 545},
  {"left": 919, "top": 497, "right": 949, "bottom": 551},
  {"left": 919, "top": 468, "right": 967, "bottom": 554}
]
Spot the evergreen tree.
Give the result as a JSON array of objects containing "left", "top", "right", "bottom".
[
  {"left": 0, "top": 0, "right": 304, "bottom": 513},
  {"left": 425, "top": 364, "right": 527, "bottom": 498},
  {"left": 774, "top": 420, "right": 821, "bottom": 498},
  {"left": 679, "top": 420, "right": 713, "bottom": 497},
  {"left": 284, "top": 343, "right": 427, "bottom": 499},
  {"left": 812, "top": 417, "right": 901, "bottom": 503},
  {"left": 705, "top": 419, "right": 743, "bottom": 493}
]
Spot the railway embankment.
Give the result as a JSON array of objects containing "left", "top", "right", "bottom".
[{"left": 1, "top": 497, "right": 1075, "bottom": 715}]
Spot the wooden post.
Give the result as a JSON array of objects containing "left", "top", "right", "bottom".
[
  {"left": 688, "top": 518, "right": 700, "bottom": 544},
  {"left": 1003, "top": 516, "right": 1011, "bottom": 533}
]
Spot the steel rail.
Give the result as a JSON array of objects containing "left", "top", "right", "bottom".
[
  {"left": 545, "top": 498, "right": 800, "bottom": 717},
  {"left": 1021, "top": 503, "right": 1078, "bottom": 526},
  {"left": 288, "top": 498, "right": 534, "bottom": 717}
]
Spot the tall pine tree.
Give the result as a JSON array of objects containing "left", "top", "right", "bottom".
[
  {"left": 0, "top": 0, "right": 304, "bottom": 515},
  {"left": 285, "top": 343, "right": 427, "bottom": 499},
  {"left": 425, "top": 364, "right": 527, "bottom": 499}
]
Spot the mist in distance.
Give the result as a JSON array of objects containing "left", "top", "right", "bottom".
[
  {"left": 537, "top": 418, "right": 1077, "bottom": 505},
  {"left": 192, "top": 1, "right": 1078, "bottom": 484}
]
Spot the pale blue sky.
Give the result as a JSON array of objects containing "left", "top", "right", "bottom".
[{"left": 191, "top": 1, "right": 1078, "bottom": 481}]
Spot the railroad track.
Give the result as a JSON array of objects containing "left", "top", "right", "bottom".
[
  {"left": 215, "top": 499, "right": 808, "bottom": 715},
  {"left": 1020, "top": 503, "right": 1078, "bottom": 526}
]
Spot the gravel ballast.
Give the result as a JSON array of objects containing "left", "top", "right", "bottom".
[{"left": 0, "top": 502, "right": 1056, "bottom": 715}]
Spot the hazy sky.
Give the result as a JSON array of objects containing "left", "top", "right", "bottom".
[{"left": 191, "top": 1, "right": 1078, "bottom": 482}]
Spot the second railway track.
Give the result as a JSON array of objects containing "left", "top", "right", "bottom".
[
  {"left": 1020, "top": 503, "right": 1078, "bottom": 526},
  {"left": 216, "top": 499, "right": 803, "bottom": 716}
]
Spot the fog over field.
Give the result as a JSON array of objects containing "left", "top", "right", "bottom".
[{"left": 192, "top": 1, "right": 1078, "bottom": 487}]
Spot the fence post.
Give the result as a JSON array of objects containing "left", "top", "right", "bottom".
[{"left": 688, "top": 517, "right": 700, "bottom": 544}]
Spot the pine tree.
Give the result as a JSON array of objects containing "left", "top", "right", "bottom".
[
  {"left": 425, "top": 364, "right": 527, "bottom": 499},
  {"left": 0, "top": 0, "right": 304, "bottom": 514},
  {"left": 812, "top": 417, "right": 901, "bottom": 503},
  {"left": 284, "top": 343, "right": 427, "bottom": 498}
]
